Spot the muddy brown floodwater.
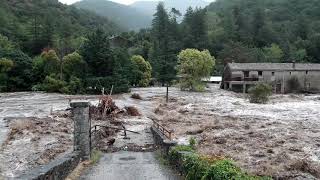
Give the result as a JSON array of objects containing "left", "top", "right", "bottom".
[
  {"left": 1, "top": 85, "right": 320, "bottom": 179},
  {"left": 150, "top": 84, "right": 320, "bottom": 179},
  {"left": 0, "top": 92, "right": 99, "bottom": 178}
]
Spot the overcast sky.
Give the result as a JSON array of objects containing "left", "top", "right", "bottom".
[{"left": 59, "top": 0, "right": 214, "bottom": 5}]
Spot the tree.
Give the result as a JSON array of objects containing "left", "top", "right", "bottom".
[
  {"left": 177, "top": 49, "right": 215, "bottom": 91},
  {"left": 0, "top": 34, "right": 14, "bottom": 51},
  {"left": 263, "top": 43, "right": 284, "bottom": 62},
  {"left": 80, "top": 28, "right": 113, "bottom": 77},
  {"left": 151, "top": 2, "right": 177, "bottom": 102},
  {"left": 182, "top": 8, "right": 208, "bottom": 49},
  {"left": 0, "top": 49, "right": 33, "bottom": 91},
  {"left": 0, "top": 58, "right": 13, "bottom": 73},
  {"left": 62, "top": 52, "right": 87, "bottom": 80},
  {"left": 40, "top": 49, "right": 60, "bottom": 76},
  {"left": 131, "top": 55, "right": 152, "bottom": 87},
  {"left": 0, "top": 58, "right": 13, "bottom": 91}
]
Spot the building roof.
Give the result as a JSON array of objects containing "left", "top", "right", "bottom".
[
  {"left": 227, "top": 63, "right": 320, "bottom": 71},
  {"left": 202, "top": 76, "right": 222, "bottom": 82}
]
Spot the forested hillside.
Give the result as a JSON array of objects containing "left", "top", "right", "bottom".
[
  {"left": 74, "top": 0, "right": 152, "bottom": 30},
  {"left": 1, "top": 0, "right": 320, "bottom": 94},
  {"left": 0, "top": 0, "right": 126, "bottom": 92},
  {"left": 206, "top": 0, "right": 320, "bottom": 65},
  {"left": 0, "top": 0, "right": 120, "bottom": 56}
]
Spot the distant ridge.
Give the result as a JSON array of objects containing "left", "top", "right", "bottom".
[{"left": 74, "top": 0, "right": 153, "bottom": 31}]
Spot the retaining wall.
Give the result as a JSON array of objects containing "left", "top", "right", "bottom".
[{"left": 18, "top": 151, "right": 80, "bottom": 180}]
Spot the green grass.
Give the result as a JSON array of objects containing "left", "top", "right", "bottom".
[{"left": 90, "top": 149, "right": 103, "bottom": 164}]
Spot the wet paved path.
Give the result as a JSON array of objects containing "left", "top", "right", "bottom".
[
  {"left": 81, "top": 91, "right": 182, "bottom": 180},
  {"left": 81, "top": 151, "right": 181, "bottom": 180}
]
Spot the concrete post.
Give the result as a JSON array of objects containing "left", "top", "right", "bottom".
[
  {"left": 281, "top": 72, "right": 285, "bottom": 94},
  {"left": 243, "top": 83, "right": 246, "bottom": 94},
  {"left": 70, "top": 101, "right": 90, "bottom": 160}
]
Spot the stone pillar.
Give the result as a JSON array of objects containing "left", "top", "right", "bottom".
[
  {"left": 243, "top": 83, "right": 246, "bottom": 94},
  {"left": 281, "top": 72, "right": 285, "bottom": 94},
  {"left": 70, "top": 101, "right": 90, "bottom": 160}
]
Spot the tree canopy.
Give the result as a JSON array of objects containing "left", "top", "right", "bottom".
[{"left": 177, "top": 49, "right": 215, "bottom": 91}]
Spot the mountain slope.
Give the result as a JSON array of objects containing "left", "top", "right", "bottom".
[
  {"left": 74, "top": 0, "right": 152, "bottom": 31},
  {"left": 130, "top": 0, "right": 210, "bottom": 17},
  {"left": 0, "top": 0, "right": 121, "bottom": 55},
  {"left": 205, "top": 0, "right": 320, "bottom": 63}
]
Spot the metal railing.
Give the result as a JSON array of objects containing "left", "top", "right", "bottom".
[{"left": 151, "top": 119, "right": 173, "bottom": 140}]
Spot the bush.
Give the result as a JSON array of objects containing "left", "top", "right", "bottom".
[
  {"left": 189, "top": 137, "right": 196, "bottom": 149},
  {"left": 248, "top": 83, "right": 272, "bottom": 104},
  {"left": 168, "top": 145, "right": 270, "bottom": 180},
  {"left": 202, "top": 159, "right": 242, "bottom": 180},
  {"left": 168, "top": 145, "right": 194, "bottom": 163},
  {"left": 41, "top": 76, "right": 68, "bottom": 93},
  {"left": 287, "top": 76, "right": 301, "bottom": 93},
  {"left": 67, "top": 76, "right": 84, "bottom": 94}
]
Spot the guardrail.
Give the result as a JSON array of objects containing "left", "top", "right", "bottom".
[{"left": 151, "top": 119, "right": 173, "bottom": 140}]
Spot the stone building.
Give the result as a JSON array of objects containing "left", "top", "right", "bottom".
[{"left": 222, "top": 62, "right": 320, "bottom": 93}]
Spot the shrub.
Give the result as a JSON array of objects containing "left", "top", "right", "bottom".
[
  {"left": 67, "top": 76, "right": 84, "bottom": 94},
  {"left": 168, "top": 145, "right": 270, "bottom": 180},
  {"left": 248, "top": 83, "right": 272, "bottom": 104},
  {"left": 183, "top": 154, "right": 209, "bottom": 180},
  {"left": 168, "top": 145, "right": 194, "bottom": 163},
  {"left": 189, "top": 137, "right": 196, "bottom": 149},
  {"left": 287, "top": 76, "right": 301, "bottom": 93},
  {"left": 41, "top": 76, "right": 67, "bottom": 93},
  {"left": 202, "top": 159, "right": 242, "bottom": 180},
  {"left": 91, "top": 149, "right": 102, "bottom": 164}
]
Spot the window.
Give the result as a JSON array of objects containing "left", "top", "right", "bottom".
[
  {"left": 244, "top": 71, "right": 249, "bottom": 77},
  {"left": 258, "top": 71, "right": 263, "bottom": 76},
  {"left": 306, "top": 71, "right": 309, "bottom": 75},
  {"left": 272, "top": 72, "right": 275, "bottom": 76}
]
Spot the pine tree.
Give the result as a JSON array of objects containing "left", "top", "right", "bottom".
[{"left": 151, "top": 2, "right": 177, "bottom": 102}]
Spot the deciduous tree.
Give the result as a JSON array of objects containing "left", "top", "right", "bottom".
[{"left": 177, "top": 49, "right": 215, "bottom": 91}]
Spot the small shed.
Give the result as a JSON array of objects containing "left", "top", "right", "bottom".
[{"left": 202, "top": 76, "right": 222, "bottom": 84}]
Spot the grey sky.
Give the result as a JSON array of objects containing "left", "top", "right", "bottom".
[{"left": 59, "top": 0, "right": 214, "bottom": 5}]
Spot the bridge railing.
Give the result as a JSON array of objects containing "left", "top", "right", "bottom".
[{"left": 151, "top": 119, "right": 173, "bottom": 140}]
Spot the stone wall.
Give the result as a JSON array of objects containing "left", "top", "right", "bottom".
[{"left": 18, "top": 151, "right": 80, "bottom": 180}]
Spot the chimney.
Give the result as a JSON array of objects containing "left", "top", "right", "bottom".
[{"left": 292, "top": 60, "right": 296, "bottom": 69}]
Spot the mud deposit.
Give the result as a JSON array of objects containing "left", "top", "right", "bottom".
[{"left": 150, "top": 85, "right": 320, "bottom": 179}]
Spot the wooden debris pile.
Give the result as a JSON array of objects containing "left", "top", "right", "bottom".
[
  {"left": 131, "top": 93, "right": 142, "bottom": 100},
  {"left": 125, "top": 106, "right": 141, "bottom": 116},
  {"left": 90, "top": 95, "right": 123, "bottom": 120}
]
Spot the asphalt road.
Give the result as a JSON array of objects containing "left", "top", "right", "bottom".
[{"left": 81, "top": 151, "right": 182, "bottom": 180}]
